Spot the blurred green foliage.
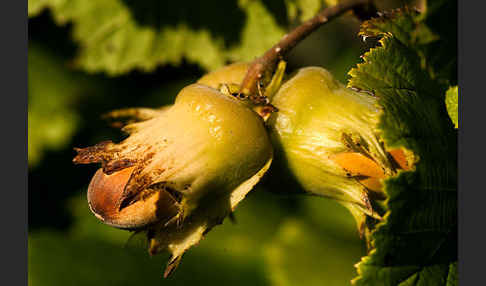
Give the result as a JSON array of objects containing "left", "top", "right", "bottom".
[
  {"left": 29, "top": 190, "right": 365, "bottom": 286},
  {"left": 28, "top": 43, "right": 80, "bottom": 167},
  {"left": 28, "top": 0, "right": 290, "bottom": 74},
  {"left": 28, "top": 0, "right": 423, "bottom": 285}
]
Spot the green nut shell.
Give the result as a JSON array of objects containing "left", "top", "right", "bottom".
[{"left": 268, "top": 67, "right": 390, "bottom": 217}]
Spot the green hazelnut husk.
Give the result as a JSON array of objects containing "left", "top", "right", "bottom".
[
  {"left": 74, "top": 83, "right": 273, "bottom": 276},
  {"left": 267, "top": 67, "right": 403, "bottom": 232}
]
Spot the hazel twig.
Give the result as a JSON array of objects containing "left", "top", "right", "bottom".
[{"left": 239, "top": 0, "right": 374, "bottom": 103}]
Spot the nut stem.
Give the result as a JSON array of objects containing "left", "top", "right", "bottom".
[{"left": 239, "top": 0, "right": 372, "bottom": 100}]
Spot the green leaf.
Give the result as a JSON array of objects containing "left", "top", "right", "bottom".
[
  {"left": 28, "top": 0, "right": 226, "bottom": 74},
  {"left": 348, "top": 8, "right": 457, "bottom": 286},
  {"left": 28, "top": 0, "right": 286, "bottom": 75},
  {"left": 445, "top": 86, "right": 458, "bottom": 128},
  {"left": 359, "top": 4, "right": 456, "bottom": 86}
]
